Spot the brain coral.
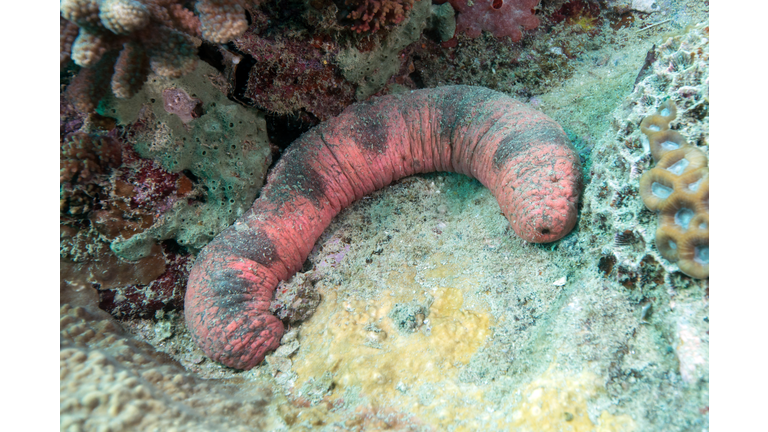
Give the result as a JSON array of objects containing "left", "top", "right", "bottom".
[
  {"left": 435, "top": 0, "right": 540, "bottom": 41},
  {"left": 639, "top": 100, "right": 709, "bottom": 279},
  {"left": 60, "top": 286, "right": 282, "bottom": 431}
]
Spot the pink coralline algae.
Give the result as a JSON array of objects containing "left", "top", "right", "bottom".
[
  {"left": 345, "top": 0, "right": 419, "bottom": 33},
  {"left": 435, "top": 0, "right": 540, "bottom": 41},
  {"left": 115, "top": 145, "right": 192, "bottom": 217},
  {"left": 233, "top": 29, "right": 356, "bottom": 121},
  {"left": 185, "top": 86, "right": 582, "bottom": 369},
  {"left": 162, "top": 88, "right": 203, "bottom": 124}
]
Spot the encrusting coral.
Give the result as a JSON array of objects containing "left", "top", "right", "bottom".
[
  {"left": 60, "top": 0, "right": 256, "bottom": 112},
  {"left": 638, "top": 100, "right": 709, "bottom": 279}
]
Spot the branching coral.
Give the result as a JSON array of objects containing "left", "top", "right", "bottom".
[
  {"left": 435, "top": 0, "right": 540, "bottom": 41},
  {"left": 61, "top": 17, "right": 81, "bottom": 67},
  {"left": 638, "top": 100, "right": 709, "bottom": 279},
  {"left": 60, "top": 0, "right": 256, "bottom": 112},
  {"left": 195, "top": 0, "right": 250, "bottom": 43}
]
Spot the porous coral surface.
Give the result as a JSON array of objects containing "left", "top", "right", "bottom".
[
  {"left": 638, "top": 101, "right": 708, "bottom": 279},
  {"left": 106, "top": 61, "right": 272, "bottom": 260},
  {"left": 60, "top": 286, "right": 285, "bottom": 431}
]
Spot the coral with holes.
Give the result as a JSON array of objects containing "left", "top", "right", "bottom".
[
  {"left": 434, "top": 0, "right": 540, "bottom": 41},
  {"left": 104, "top": 61, "right": 272, "bottom": 260},
  {"left": 336, "top": 0, "right": 431, "bottom": 100},
  {"left": 345, "top": 0, "right": 419, "bottom": 33},
  {"left": 60, "top": 0, "right": 257, "bottom": 113},
  {"left": 576, "top": 24, "right": 709, "bottom": 289},
  {"left": 639, "top": 100, "right": 708, "bottom": 279}
]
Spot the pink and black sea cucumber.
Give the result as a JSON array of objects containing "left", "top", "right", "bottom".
[{"left": 185, "top": 85, "right": 583, "bottom": 369}]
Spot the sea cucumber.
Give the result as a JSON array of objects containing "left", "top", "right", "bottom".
[{"left": 184, "top": 85, "right": 583, "bottom": 369}]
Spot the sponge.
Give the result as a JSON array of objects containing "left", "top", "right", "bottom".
[{"left": 639, "top": 100, "right": 709, "bottom": 278}]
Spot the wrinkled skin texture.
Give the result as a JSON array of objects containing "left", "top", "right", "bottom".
[{"left": 185, "top": 86, "right": 582, "bottom": 369}]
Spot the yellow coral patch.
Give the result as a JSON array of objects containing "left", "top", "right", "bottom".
[
  {"left": 290, "top": 254, "right": 635, "bottom": 431},
  {"left": 293, "top": 276, "right": 490, "bottom": 395},
  {"left": 291, "top": 253, "right": 493, "bottom": 427},
  {"left": 571, "top": 16, "right": 598, "bottom": 32},
  {"left": 506, "top": 365, "right": 636, "bottom": 432}
]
